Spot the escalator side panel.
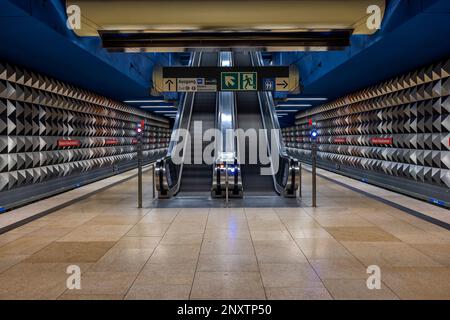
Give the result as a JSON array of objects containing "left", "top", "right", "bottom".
[
  {"left": 234, "top": 52, "right": 275, "bottom": 195},
  {"left": 177, "top": 53, "right": 218, "bottom": 196}
]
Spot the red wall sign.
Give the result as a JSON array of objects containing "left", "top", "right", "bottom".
[
  {"left": 334, "top": 137, "right": 347, "bottom": 143},
  {"left": 105, "top": 139, "right": 118, "bottom": 145},
  {"left": 58, "top": 139, "right": 80, "bottom": 147},
  {"left": 371, "top": 137, "right": 393, "bottom": 145}
]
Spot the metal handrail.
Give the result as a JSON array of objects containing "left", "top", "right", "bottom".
[
  {"left": 156, "top": 52, "right": 202, "bottom": 198},
  {"left": 250, "top": 52, "right": 300, "bottom": 197}
]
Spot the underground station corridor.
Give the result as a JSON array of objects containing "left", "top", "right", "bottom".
[{"left": 0, "top": 0, "right": 449, "bottom": 311}]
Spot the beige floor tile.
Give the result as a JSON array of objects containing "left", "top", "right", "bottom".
[
  {"left": 0, "top": 255, "right": 29, "bottom": 274},
  {"left": 206, "top": 218, "right": 248, "bottom": 229},
  {"left": 27, "top": 227, "right": 73, "bottom": 239},
  {"left": 0, "top": 262, "right": 89, "bottom": 300},
  {"left": 87, "top": 215, "right": 143, "bottom": 226},
  {"left": 325, "top": 227, "right": 400, "bottom": 242},
  {"left": 381, "top": 267, "right": 450, "bottom": 300},
  {"left": 90, "top": 248, "right": 153, "bottom": 272},
  {"left": 113, "top": 236, "right": 161, "bottom": 250},
  {"left": 209, "top": 208, "right": 245, "bottom": 215},
  {"left": 42, "top": 216, "right": 95, "bottom": 228},
  {"left": 147, "top": 208, "right": 180, "bottom": 215},
  {"left": 377, "top": 221, "right": 424, "bottom": 234},
  {"left": 411, "top": 244, "right": 450, "bottom": 266},
  {"left": 295, "top": 238, "right": 353, "bottom": 259},
  {"left": 250, "top": 230, "right": 292, "bottom": 241},
  {"left": 0, "top": 232, "right": 25, "bottom": 248},
  {"left": 58, "top": 293, "right": 124, "bottom": 300},
  {"left": 259, "top": 263, "right": 323, "bottom": 288},
  {"left": 160, "top": 233, "right": 203, "bottom": 245},
  {"left": 197, "top": 254, "right": 258, "bottom": 272},
  {"left": 191, "top": 272, "right": 266, "bottom": 300},
  {"left": 201, "top": 239, "right": 254, "bottom": 255},
  {"left": 167, "top": 221, "right": 206, "bottom": 234},
  {"left": 341, "top": 241, "right": 442, "bottom": 267},
  {"left": 392, "top": 232, "right": 450, "bottom": 244},
  {"left": 282, "top": 218, "right": 323, "bottom": 229},
  {"left": 312, "top": 215, "right": 374, "bottom": 228},
  {"left": 25, "top": 241, "right": 115, "bottom": 263},
  {"left": 125, "top": 284, "right": 192, "bottom": 300},
  {"left": 203, "top": 228, "right": 251, "bottom": 240},
  {"left": 265, "top": 286, "right": 332, "bottom": 300},
  {"left": 148, "top": 244, "right": 200, "bottom": 264},
  {"left": 58, "top": 225, "right": 133, "bottom": 242},
  {"left": 136, "top": 263, "right": 196, "bottom": 285},
  {"left": 245, "top": 208, "right": 277, "bottom": 217},
  {"left": 67, "top": 271, "right": 138, "bottom": 296},
  {"left": 6, "top": 225, "right": 42, "bottom": 235},
  {"left": 290, "top": 228, "right": 332, "bottom": 239},
  {"left": 0, "top": 236, "right": 55, "bottom": 256},
  {"left": 323, "top": 279, "right": 398, "bottom": 300},
  {"left": 253, "top": 240, "right": 308, "bottom": 264},
  {"left": 126, "top": 223, "right": 170, "bottom": 237},
  {"left": 139, "top": 213, "right": 178, "bottom": 224},
  {"left": 310, "top": 258, "right": 368, "bottom": 279},
  {"left": 247, "top": 221, "right": 287, "bottom": 232}
]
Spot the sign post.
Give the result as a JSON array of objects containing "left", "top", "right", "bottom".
[
  {"left": 310, "top": 122, "right": 318, "bottom": 208},
  {"left": 137, "top": 120, "right": 144, "bottom": 208}
]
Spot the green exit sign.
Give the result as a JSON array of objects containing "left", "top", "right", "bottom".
[{"left": 221, "top": 72, "right": 257, "bottom": 91}]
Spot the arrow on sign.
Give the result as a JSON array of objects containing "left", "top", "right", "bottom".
[
  {"left": 165, "top": 79, "right": 175, "bottom": 91},
  {"left": 277, "top": 80, "right": 288, "bottom": 89},
  {"left": 225, "top": 76, "right": 236, "bottom": 87}
]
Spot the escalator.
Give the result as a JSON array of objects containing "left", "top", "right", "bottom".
[
  {"left": 234, "top": 52, "right": 299, "bottom": 197},
  {"left": 156, "top": 52, "right": 218, "bottom": 198},
  {"left": 177, "top": 92, "right": 217, "bottom": 195},
  {"left": 178, "top": 52, "right": 218, "bottom": 195},
  {"left": 236, "top": 91, "right": 275, "bottom": 195},
  {"left": 156, "top": 51, "right": 298, "bottom": 204},
  {"left": 234, "top": 52, "right": 274, "bottom": 195}
]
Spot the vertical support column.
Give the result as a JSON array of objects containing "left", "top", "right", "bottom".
[
  {"left": 311, "top": 124, "right": 318, "bottom": 208},
  {"left": 152, "top": 163, "right": 156, "bottom": 200},
  {"left": 137, "top": 120, "right": 144, "bottom": 208},
  {"left": 225, "top": 163, "right": 229, "bottom": 208},
  {"left": 298, "top": 162, "right": 302, "bottom": 199}
]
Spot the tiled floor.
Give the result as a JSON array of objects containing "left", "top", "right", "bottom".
[{"left": 0, "top": 170, "right": 449, "bottom": 300}]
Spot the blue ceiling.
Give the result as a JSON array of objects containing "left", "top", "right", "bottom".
[
  {"left": 276, "top": 0, "right": 450, "bottom": 126},
  {"left": 1, "top": 0, "right": 450, "bottom": 127}
]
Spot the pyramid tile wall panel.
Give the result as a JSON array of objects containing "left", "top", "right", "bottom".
[
  {"left": 0, "top": 60, "right": 171, "bottom": 192},
  {"left": 285, "top": 57, "right": 450, "bottom": 189}
]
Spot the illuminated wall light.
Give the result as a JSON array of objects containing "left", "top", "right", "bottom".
[
  {"left": 140, "top": 105, "right": 175, "bottom": 109},
  {"left": 124, "top": 100, "right": 167, "bottom": 103},
  {"left": 277, "top": 104, "right": 312, "bottom": 107},
  {"left": 154, "top": 110, "right": 178, "bottom": 113},
  {"left": 286, "top": 98, "right": 328, "bottom": 101}
]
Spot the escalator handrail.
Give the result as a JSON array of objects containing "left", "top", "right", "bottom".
[
  {"left": 251, "top": 52, "right": 299, "bottom": 196},
  {"left": 156, "top": 52, "right": 202, "bottom": 197}
]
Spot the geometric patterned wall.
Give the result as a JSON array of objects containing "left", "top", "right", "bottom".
[
  {"left": 0, "top": 61, "right": 170, "bottom": 192},
  {"left": 283, "top": 57, "right": 450, "bottom": 190}
]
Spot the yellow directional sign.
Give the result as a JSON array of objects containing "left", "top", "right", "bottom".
[
  {"left": 275, "top": 77, "right": 290, "bottom": 92},
  {"left": 163, "top": 78, "right": 176, "bottom": 92}
]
